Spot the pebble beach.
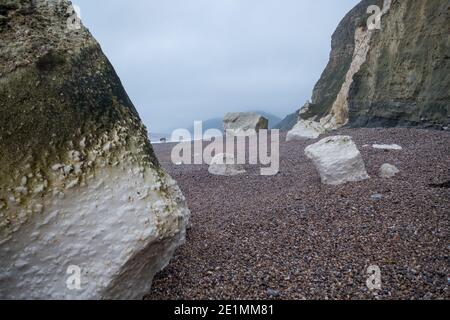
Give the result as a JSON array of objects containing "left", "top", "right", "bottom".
[{"left": 147, "top": 128, "right": 449, "bottom": 300}]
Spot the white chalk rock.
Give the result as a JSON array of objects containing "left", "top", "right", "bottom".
[
  {"left": 379, "top": 163, "right": 400, "bottom": 178},
  {"left": 208, "top": 154, "right": 246, "bottom": 176},
  {"left": 0, "top": 0, "right": 190, "bottom": 300},
  {"left": 286, "top": 120, "right": 325, "bottom": 141},
  {"left": 0, "top": 164, "right": 189, "bottom": 300},
  {"left": 305, "top": 136, "right": 370, "bottom": 185},
  {"left": 223, "top": 112, "right": 268, "bottom": 136},
  {"left": 372, "top": 144, "right": 403, "bottom": 151}
]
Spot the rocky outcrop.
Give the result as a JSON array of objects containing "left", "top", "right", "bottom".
[
  {"left": 305, "top": 136, "right": 370, "bottom": 185},
  {"left": 223, "top": 112, "right": 269, "bottom": 136},
  {"left": 298, "top": 0, "right": 449, "bottom": 129},
  {"left": 0, "top": 0, "right": 189, "bottom": 299},
  {"left": 299, "top": 0, "right": 382, "bottom": 123},
  {"left": 349, "top": 0, "right": 450, "bottom": 129}
]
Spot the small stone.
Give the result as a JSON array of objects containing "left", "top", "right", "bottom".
[
  {"left": 267, "top": 288, "right": 280, "bottom": 298},
  {"left": 379, "top": 163, "right": 400, "bottom": 179},
  {"left": 371, "top": 194, "right": 383, "bottom": 201},
  {"left": 372, "top": 144, "right": 403, "bottom": 151}
]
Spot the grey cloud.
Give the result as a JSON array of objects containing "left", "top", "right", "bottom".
[{"left": 75, "top": 0, "right": 360, "bottom": 132}]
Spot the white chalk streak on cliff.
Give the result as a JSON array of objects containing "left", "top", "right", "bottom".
[{"left": 319, "top": 0, "right": 391, "bottom": 130}]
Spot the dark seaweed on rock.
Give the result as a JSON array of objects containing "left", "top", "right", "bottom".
[{"left": 0, "top": 0, "right": 159, "bottom": 189}]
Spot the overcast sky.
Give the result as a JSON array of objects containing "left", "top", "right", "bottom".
[{"left": 75, "top": 0, "right": 360, "bottom": 133}]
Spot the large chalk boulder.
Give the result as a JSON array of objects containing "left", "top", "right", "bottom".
[
  {"left": 0, "top": 0, "right": 189, "bottom": 299},
  {"left": 305, "top": 136, "right": 370, "bottom": 185},
  {"left": 208, "top": 154, "right": 246, "bottom": 176},
  {"left": 223, "top": 112, "right": 268, "bottom": 136},
  {"left": 286, "top": 120, "right": 325, "bottom": 141}
]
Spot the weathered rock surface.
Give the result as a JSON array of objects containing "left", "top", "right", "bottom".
[
  {"left": 296, "top": 0, "right": 449, "bottom": 129},
  {"left": 286, "top": 120, "right": 325, "bottom": 141},
  {"left": 379, "top": 163, "right": 400, "bottom": 178},
  {"left": 348, "top": 0, "right": 450, "bottom": 129},
  {"left": 0, "top": 0, "right": 189, "bottom": 299},
  {"left": 208, "top": 154, "right": 246, "bottom": 176},
  {"left": 305, "top": 136, "right": 370, "bottom": 185},
  {"left": 223, "top": 112, "right": 269, "bottom": 136}
]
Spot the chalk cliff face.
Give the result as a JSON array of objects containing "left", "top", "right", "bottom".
[
  {"left": 0, "top": 0, "right": 189, "bottom": 299},
  {"left": 348, "top": 0, "right": 450, "bottom": 128},
  {"left": 299, "top": 0, "right": 449, "bottom": 129}
]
